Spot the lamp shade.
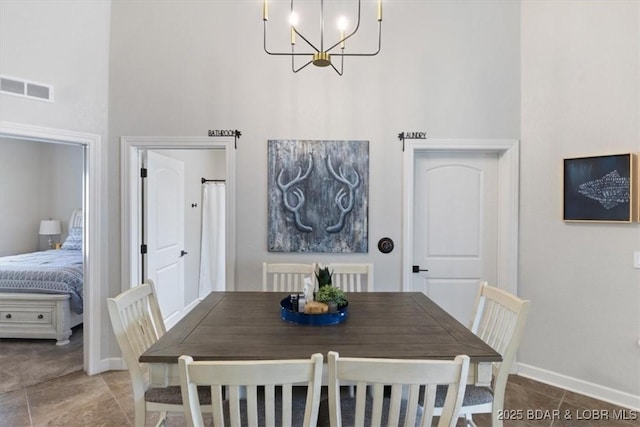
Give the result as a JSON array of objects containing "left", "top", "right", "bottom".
[{"left": 39, "top": 219, "right": 61, "bottom": 236}]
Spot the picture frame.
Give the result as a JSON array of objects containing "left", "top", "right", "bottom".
[
  {"left": 267, "top": 139, "right": 369, "bottom": 252},
  {"left": 563, "top": 153, "right": 635, "bottom": 223}
]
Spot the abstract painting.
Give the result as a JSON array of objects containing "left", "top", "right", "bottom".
[
  {"left": 268, "top": 140, "right": 369, "bottom": 252},
  {"left": 563, "top": 153, "right": 634, "bottom": 222}
]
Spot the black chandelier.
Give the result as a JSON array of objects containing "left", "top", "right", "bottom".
[{"left": 263, "top": 0, "right": 383, "bottom": 75}]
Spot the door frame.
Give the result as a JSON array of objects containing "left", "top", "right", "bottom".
[
  {"left": 0, "top": 120, "right": 103, "bottom": 375},
  {"left": 121, "top": 136, "right": 236, "bottom": 293},
  {"left": 402, "top": 139, "right": 519, "bottom": 296}
]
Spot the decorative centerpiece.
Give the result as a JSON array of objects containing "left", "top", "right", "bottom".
[
  {"left": 315, "top": 285, "right": 346, "bottom": 316},
  {"left": 280, "top": 265, "right": 349, "bottom": 326}
]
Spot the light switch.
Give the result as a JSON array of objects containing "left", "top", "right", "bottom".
[{"left": 635, "top": 251, "right": 640, "bottom": 269}]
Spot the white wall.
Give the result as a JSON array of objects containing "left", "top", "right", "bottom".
[
  {"left": 108, "top": 0, "right": 520, "bottom": 293},
  {"left": 0, "top": 1, "right": 110, "bottom": 134},
  {"left": 0, "top": 0, "right": 111, "bottom": 358},
  {"left": 0, "top": 138, "right": 44, "bottom": 255},
  {"left": 521, "top": 1, "right": 640, "bottom": 400},
  {"left": 45, "top": 143, "right": 84, "bottom": 234},
  {"left": 0, "top": 138, "right": 83, "bottom": 256}
]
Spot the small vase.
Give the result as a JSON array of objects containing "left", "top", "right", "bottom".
[{"left": 328, "top": 301, "right": 338, "bottom": 313}]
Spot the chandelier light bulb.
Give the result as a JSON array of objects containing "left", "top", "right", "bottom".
[
  {"left": 337, "top": 16, "right": 348, "bottom": 31},
  {"left": 289, "top": 11, "right": 299, "bottom": 27}
]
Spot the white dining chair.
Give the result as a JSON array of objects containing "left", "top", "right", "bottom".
[
  {"left": 435, "top": 281, "right": 530, "bottom": 427},
  {"left": 325, "top": 351, "right": 470, "bottom": 427},
  {"left": 179, "top": 353, "right": 324, "bottom": 427},
  {"left": 325, "top": 263, "right": 374, "bottom": 292},
  {"left": 262, "top": 262, "right": 317, "bottom": 292},
  {"left": 107, "top": 280, "right": 211, "bottom": 427},
  {"left": 322, "top": 263, "right": 375, "bottom": 398}
]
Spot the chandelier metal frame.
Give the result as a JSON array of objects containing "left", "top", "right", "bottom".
[{"left": 263, "top": 0, "right": 382, "bottom": 75}]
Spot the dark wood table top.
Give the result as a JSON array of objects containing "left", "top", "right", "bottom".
[{"left": 139, "top": 291, "right": 501, "bottom": 365}]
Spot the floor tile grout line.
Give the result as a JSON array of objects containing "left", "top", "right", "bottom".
[
  {"left": 100, "top": 373, "right": 133, "bottom": 426},
  {"left": 549, "top": 390, "right": 567, "bottom": 427},
  {"left": 23, "top": 387, "right": 33, "bottom": 427}
]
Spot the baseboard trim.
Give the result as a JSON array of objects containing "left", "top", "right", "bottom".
[
  {"left": 97, "top": 357, "right": 126, "bottom": 372},
  {"left": 516, "top": 363, "right": 640, "bottom": 411},
  {"left": 185, "top": 298, "right": 200, "bottom": 313}
]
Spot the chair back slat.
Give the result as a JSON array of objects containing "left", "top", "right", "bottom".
[
  {"left": 325, "top": 263, "right": 374, "bottom": 292},
  {"left": 421, "top": 383, "right": 438, "bottom": 427},
  {"left": 355, "top": 382, "right": 369, "bottom": 425},
  {"left": 210, "top": 385, "right": 225, "bottom": 427},
  {"left": 328, "top": 352, "right": 470, "bottom": 427},
  {"left": 179, "top": 353, "right": 323, "bottom": 427},
  {"left": 263, "top": 263, "right": 317, "bottom": 292},
  {"left": 279, "top": 384, "right": 292, "bottom": 427},
  {"left": 228, "top": 385, "right": 242, "bottom": 427}
]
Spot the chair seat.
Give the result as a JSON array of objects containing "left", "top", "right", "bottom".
[
  {"left": 217, "top": 387, "right": 310, "bottom": 427},
  {"left": 145, "top": 385, "right": 212, "bottom": 405},
  {"left": 434, "top": 385, "right": 494, "bottom": 407},
  {"left": 318, "top": 392, "right": 423, "bottom": 427}
]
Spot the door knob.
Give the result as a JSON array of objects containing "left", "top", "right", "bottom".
[
  {"left": 180, "top": 250, "right": 188, "bottom": 257},
  {"left": 412, "top": 265, "right": 429, "bottom": 273}
]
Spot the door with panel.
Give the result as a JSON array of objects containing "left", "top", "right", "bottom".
[
  {"left": 412, "top": 151, "right": 499, "bottom": 326},
  {"left": 145, "top": 150, "right": 186, "bottom": 329}
]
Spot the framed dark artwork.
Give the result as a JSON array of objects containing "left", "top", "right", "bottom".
[
  {"left": 268, "top": 140, "right": 369, "bottom": 252},
  {"left": 563, "top": 153, "right": 635, "bottom": 222}
]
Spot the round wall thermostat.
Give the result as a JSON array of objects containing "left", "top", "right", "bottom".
[{"left": 377, "top": 237, "right": 394, "bottom": 254}]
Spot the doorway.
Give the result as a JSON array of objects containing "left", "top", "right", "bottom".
[
  {"left": 0, "top": 120, "right": 103, "bottom": 375},
  {"left": 402, "top": 139, "right": 519, "bottom": 319},
  {"left": 121, "top": 136, "right": 236, "bottom": 312}
]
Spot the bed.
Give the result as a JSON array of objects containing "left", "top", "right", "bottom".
[{"left": 0, "top": 209, "right": 83, "bottom": 345}]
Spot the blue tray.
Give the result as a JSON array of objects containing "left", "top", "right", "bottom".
[{"left": 280, "top": 298, "right": 349, "bottom": 326}]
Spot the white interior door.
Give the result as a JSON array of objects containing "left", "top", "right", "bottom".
[
  {"left": 412, "top": 151, "right": 499, "bottom": 326},
  {"left": 146, "top": 150, "right": 185, "bottom": 329}
]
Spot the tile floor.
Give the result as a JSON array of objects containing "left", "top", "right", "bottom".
[
  {"left": 1, "top": 327, "right": 638, "bottom": 427},
  {"left": 0, "top": 326, "right": 83, "bottom": 395},
  {"left": 1, "top": 369, "right": 638, "bottom": 427}
]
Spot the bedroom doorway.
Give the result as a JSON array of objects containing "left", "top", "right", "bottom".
[{"left": 0, "top": 121, "right": 103, "bottom": 376}]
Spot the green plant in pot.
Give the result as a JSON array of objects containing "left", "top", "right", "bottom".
[{"left": 314, "top": 284, "right": 348, "bottom": 312}]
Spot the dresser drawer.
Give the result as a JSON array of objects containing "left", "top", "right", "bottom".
[{"left": 0, "top": 307, "right": 53, "bottom": 324}]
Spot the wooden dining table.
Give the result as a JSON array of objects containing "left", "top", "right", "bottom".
[{"left": 140, "top": 291, "right": 501, "bottom": 387}]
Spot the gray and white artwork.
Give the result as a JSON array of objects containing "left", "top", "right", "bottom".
[
  {"left": 563, "top": 153, "right": 633, "bottom": 222},
  {"left": 268, "top": 140, "right": 369, "bottom": 252},
  {"left": 577, "top": 170, "right": 630, "bottom": 209}
]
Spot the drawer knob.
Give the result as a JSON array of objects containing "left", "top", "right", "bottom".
[
  {"left": 38, "top": 314, "right": 44, "bottom": 319},
  {"left": 5, "top": 314, "right": 11, "bottom": 319}
]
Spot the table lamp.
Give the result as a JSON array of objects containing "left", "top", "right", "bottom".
[{"left": 39, "top": 219, "right": 61, "bottom": 249}]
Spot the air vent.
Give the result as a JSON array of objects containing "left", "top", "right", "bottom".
[{"left": 0, "top": 75, "right": 53, "bottom": 102}]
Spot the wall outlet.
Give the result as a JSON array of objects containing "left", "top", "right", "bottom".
[{"left": 635, "top": 251, "right": 640, "bottom": 269}]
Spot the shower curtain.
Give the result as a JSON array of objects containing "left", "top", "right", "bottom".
[{"left": 199, "top": 182, "right": 225, "bottom": 298}]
